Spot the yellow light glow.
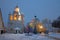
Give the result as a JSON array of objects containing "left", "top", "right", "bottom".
[
  {"left": 29, "top": 22, "right": 34, "bottom": 28},
  {"left": 40, "top": 26, "right": 43, "bottom": 29},
  {"left": 15, "top": 8, "right": 19, "bottom": 12},
  {"left": 29, "top": 23, "right": 33, "bottom": 27},
  {"left": 36, "top": 23, "right": 46, "bottom": 32},
  {"left": 14, "top": 17, "right": 17, "bottom": 20},
  {"left": 10, "top": 15, "right": 13, "bottom": 20},
  {"left": 38, "top": 24, "right": 43, "bottom": 29},
  {"left": 18, "top": 16, "right": 21, "bottom": 21},
  {"left": 13, "top": 14, "right": 17, "bottom": 20}
]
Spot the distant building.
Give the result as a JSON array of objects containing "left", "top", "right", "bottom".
[
  {"left": 7, "top": 6, "right": 24, "bottom": 33},
  {"left": 0, "top": 8, "right": 5, "bottom": 34},
  {"left": 52, "top": 16, "right": 60, "bottom": 33}
]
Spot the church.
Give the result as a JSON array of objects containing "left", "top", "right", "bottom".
[{"left": 7, "top": 6, "right": 24, "bottom": 33}]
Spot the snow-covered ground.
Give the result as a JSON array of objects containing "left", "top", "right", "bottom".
[
  {"left": 0, "top": 33, "right": 60, "bottom": 40},
  {"left": 48, "top": 32, "right": 60, "bottom": 38}
]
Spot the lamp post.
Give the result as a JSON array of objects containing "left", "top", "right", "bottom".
[{"left": 33, "top": 16, "right": 37, "bottom": 34}]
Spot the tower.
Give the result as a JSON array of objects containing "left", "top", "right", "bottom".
[{"left": 0, "top": 8, "right": 5, "bottom": 34}]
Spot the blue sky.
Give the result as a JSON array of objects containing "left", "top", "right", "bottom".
[{"left": 0, "top": 0, "right": 60, "bottom": 26}]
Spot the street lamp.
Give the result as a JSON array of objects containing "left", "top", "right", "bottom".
[{"left": 39, "top": 25, "right": 43, "bottom": 29}]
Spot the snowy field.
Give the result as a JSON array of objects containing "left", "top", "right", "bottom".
[
  {"left": 0, "top": 33, "right": 60, "bottom": 40},
  {"left": 48, "top": 32, "right": 60, "bottom": 39}
]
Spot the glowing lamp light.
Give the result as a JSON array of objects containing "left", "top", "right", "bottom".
[
  {"left": 38, "top": 24, "right": 43, "bottom": 29},
  {"left": 40, "top": 26, "right": 43, "bottom": 29}
]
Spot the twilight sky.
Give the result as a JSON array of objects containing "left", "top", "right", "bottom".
[{"left": 0, "top": 0, "right": 60, "bottom": 26}]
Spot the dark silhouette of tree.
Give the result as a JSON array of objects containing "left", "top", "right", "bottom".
[
  {"left": 58, "top": 16, "right": 60, "bottom": 19},
  {"left": 52, "top": 16, "right": 60, "bottom": 28}
]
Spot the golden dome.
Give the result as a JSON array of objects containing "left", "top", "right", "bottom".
[
  {"left": 14, "top": 6, "right": 20, "bottom": 12},
  {"left": 10, "top": 15, "right": 13, "bottom": 20}
]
